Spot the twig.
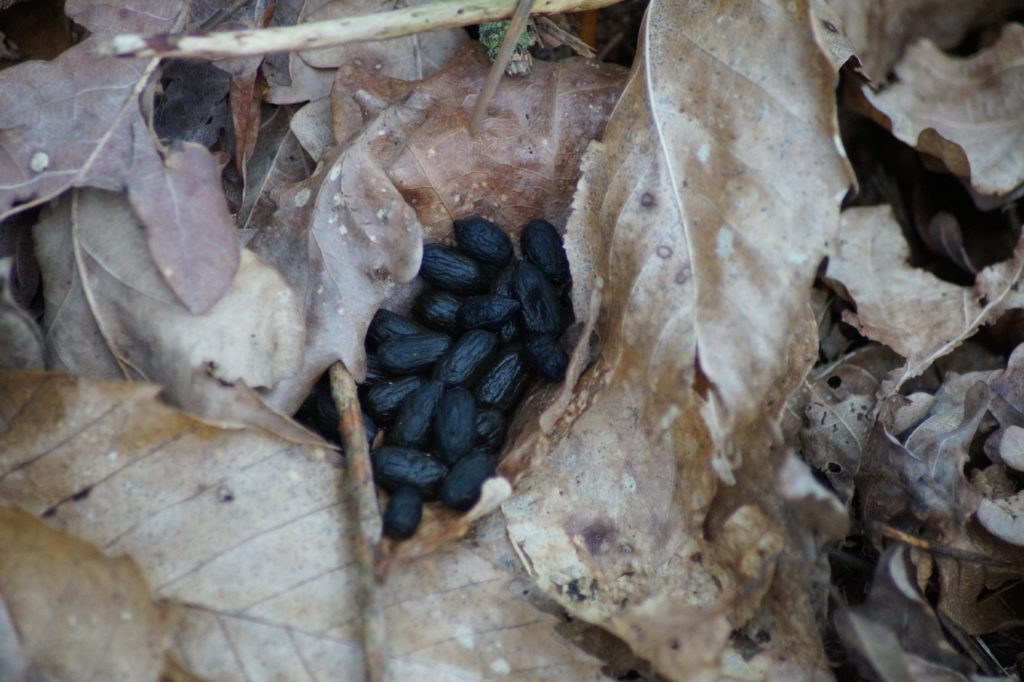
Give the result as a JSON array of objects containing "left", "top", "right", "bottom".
[
  {"left": 329, "top": 364, "right": 385, "bottom": 682},
  {"left": 101, "top": 0, "right": 621, "bottom": 60},
  {"left": 469, "top": 0, "right": 535, "bottom": 137}
]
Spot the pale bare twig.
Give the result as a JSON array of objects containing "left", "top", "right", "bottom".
[
  {"left": 469, "top": 0, "right": 536, "bottom": 137},
  {"left": 101, "top": 0, "right": 620, "bottom": 60}
]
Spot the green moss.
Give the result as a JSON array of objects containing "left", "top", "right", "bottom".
[{"left": 478, "top": 18, "right": 538, "bottom": 75}]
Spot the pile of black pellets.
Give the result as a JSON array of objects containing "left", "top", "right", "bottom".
[{"left": 361, "top": 217, "right": 573, "bottom": 539}]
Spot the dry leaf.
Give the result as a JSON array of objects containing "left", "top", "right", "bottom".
[
  {"left": 502, "top": 0, "right": 852, "bottom": 677},
  {"left": 834, "top": 545, "right": 976, "bottom": 681},
  {"left": 0, "top": 369, "right": 625, "bottom": 681},
  {"left": 856, "top": 24, "right": 1024, "bottom": 200},
  {"left": 238, "top": 107, "right": 316, "bottom": 233},
  {"left": 0, "top": 0, "right": 241, "bottom": 314},
  {"left": 33, "top": 189, "right": 304, "bottom": 426},
  {"left": 823, "top": 0, "right": 1021, "bottom": 81},
  {"left": 251, "top": 45, "right": 625, "bottom": 410},
  {"left": 301, "top": 0, "right": 467, "bottom": 74},
  {"left": 264, "top": 0, "right": 466, "bottom": 105},
  {"left": 824, "top": 205, "right": 1024, "bottom": 391},
  {"left": 332, "top": 44, "right": 627, "bottom": 236},
  {"left": 0, "top": 506, "right": 175, "bottom": 682}
]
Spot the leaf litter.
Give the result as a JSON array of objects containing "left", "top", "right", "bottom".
[{"left": 6, "top": 0, "right": 1024, "bottom": 681}]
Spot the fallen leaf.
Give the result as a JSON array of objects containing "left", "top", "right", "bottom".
[
  {"left": 0, "top": 369, "right": 630, "bottom": 681},
  {"left": 824, "top": 205, "right": 1024, "bottom": 392},
  {"left": 505, "top": 0, "right": 852, "bottom": 677},
  {"left": 33, "top": 189, "right": 304, "bottom": 426},
  {"left": 0, "top": 0, "right": 240, "bottom": 314},
  {"left": 251, "top": 44, "right": 626, "bottom": 410},
  {"left": 823, "top": 0, "right": 1021, "bottom": 81},
  {"left": 301, "top": 0, "right": 467, "bottom": 75},
  {"left": 0, "top": 506, "right": 175, "bottom": 682},
  {"left": 856, "top": 24, "right": 1024, "bottom": 199}
]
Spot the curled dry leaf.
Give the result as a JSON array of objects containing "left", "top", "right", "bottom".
[
  {"left": 823, "top": 0, "right": 1021, "bottom": 81},
  {"left": 824, "top": 205, "right": 1024, "bottom": 392},
  {"left": 251, "top": 44, "right": 625, "bottom": 410},
  {"left": 500, "top": 0, "right": 852, "bottom": 678},
  {"left": 0, "top": 506, "right": 175, "bottom": 681},
  {"left": 0, "top": 0, "right": 240, "bottom": 313},
  {"left": 0, "top": 370, "right": 620, "bottom": 681},
  {"left": 855, "top": 23, "right": 1024, "bottom": 200},
  {"left": 33, "top": 189, "right": 305, "bottom": 430},
  {"left": 833, "top": 545, "right": 976, "bottom": 681}
]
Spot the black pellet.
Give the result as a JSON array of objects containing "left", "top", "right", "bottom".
[
  {"left": 413, "top": 289, "right": 463, "bottom": 334},
  {"left": 453, "top": 216, "right": 513, "bottom": 266},
  {"left": 474, "top": 410, "right": 506, "bottom": 453},
  {"left": 521, "top": 219, "right": 570, "bottom": 287},
  {"left": 498, "top": 316, "right": 521, "bottom": 344},
  {"left": 372, "top": 446, "right": 448, "bottom": 499},
  {"left": 474, "top": 347, "right": 528, "bottom": 412},
  {"left": 433, "top": 329, "right": 498, "bottom": 386},
  {"left": 441, "top": 452, "right": 497, "bottom": 510},
  {"left": 388, "top": 380, "right": 444, "bottom": 449},
  {"left": 420, "top": 243, "right": 489, "bottom": 294},
  {"left": 362, "top": 375, "right": 426, "bottom": 424},
  {"left": 523, "top": 334, "right": 569, "bottom": 382},
  {"left": 434, "top": 386, "right": 477, "bottom": 465},
  {"left": 364, "top": 411, "right": 379, "bottom": 447},
  {"left": 293, "top": 374, "right": 339, "bottom": 444},
  {"left": 456, "top": 295, "right": 521, "bottom": 331},
  {"left": 382, "top": 486, "right": 423, "bottom": 539},
  {"left": 512, "top": 261, "right": 562, "bottom": 335},
  {"left": 367, "top": 309, "right": 427, "bottom": 349},
  {"left": 490, "top": 262, "right": 516, "bottom": 299},
  {"left": 377, "top": 332, "right": 452, "bottom": 375},
  {"left": 364, "top": 354, "right": 386, "bottom": 384}
]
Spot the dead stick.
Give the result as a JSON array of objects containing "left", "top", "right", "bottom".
[
  {"left": 469, "top": 0, "right": 535, "bottom": 137},
  {"left": 329, "top": 363, "right": 385, "bottom": 682},
  {"left": 101, "top": 0, "right": 620, "bottom": 60}
]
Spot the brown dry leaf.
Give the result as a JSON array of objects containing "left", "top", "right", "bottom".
[
  {"left": 332, "top": 44, "right": 627, "bottom": 237},
  {"left": 252, "top": 45, "right": 625, "bottom": 409},
  {"left": 834, "top": 545, "right": 976, "bottom": 681},
  {"left": 238, "top": 107, "right": 315, "bottom": 233},
  {"left": 858, "top": 375, "right": 993, "bottom": 539},
  {"left": 33, "top": 189, "right": 305, "bottom": 431},
  {"left": 823, "top": 0, "right": 1020, "bottom": 81},
  {"left": 0, "top": 0, "right": 240, "bottom": 314},
  {"left": 855, "top": 23, "right": 1024, "bottom": 200},
  {"left": 264, "top": 0, "right": 466, "bottom": 105},
  {"left": 0, "top": 369, "right": 623, "bottom": 681},
  {"left": 301, "top": 0, "right": 467, "bottom": 73},
  {"left": 498, "top": 0, "right": 852, "bottom": 678},
  {"left": 0, "top": 258, "right": 43, "bottom": 370},
  {"left": 0, "top": 506, "right": 175, "bottom": 682},
  {"left": 824, "top": 205, "right": 1024, "bottom": 392}
]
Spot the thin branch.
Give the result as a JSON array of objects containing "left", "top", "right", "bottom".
[
  {"left": 329, "top": 364, "right": 385, "bottom": 682},
  {"left": 469, "top": 0, "right": 535, "bottom": 137},
  {"left": 101, "top": 0, "right": 620, "bottom": 60}
]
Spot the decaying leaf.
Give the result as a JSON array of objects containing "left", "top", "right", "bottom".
[
  {"left": 0, "top": 506, "right": 175, "bottom": 682},
  {"left": 0, "top": 369, "right": 629, "bottom": 681},
  {"left": 834, "top": 545, "right": 976, "bottom": 681},
  {"left": 855, "top": 23, "right": 1024, "bottom": 200},
  {"left": 501, "top": 0, "right": 852, "bottom": 677},
  {"left": 825, "top": 205, "right": 1024, "bottom": 391},
  {"left": 823, "top": 0, "right": 1021, "bottom": 81},
  {"left": 0, "top": 0, "right": 240, "bottom": 314},
  {"left": 33, "top": 189, "right": 305, "bottom": 429},
  {"left": 251, "top": 44, "right": 626, "bottom": 410}
]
